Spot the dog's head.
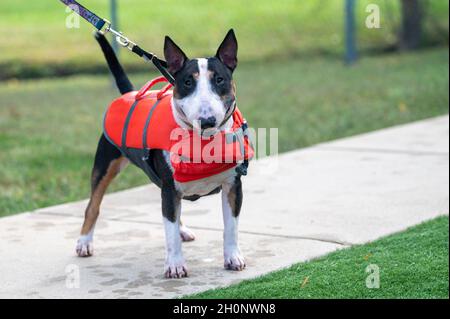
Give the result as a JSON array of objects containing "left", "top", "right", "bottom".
[{"left": 164, "top": 29, "right": 238, "bottom": 132}]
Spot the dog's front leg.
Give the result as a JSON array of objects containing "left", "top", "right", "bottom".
[
  {"left": 161, "top": 185, "right": 188, "bottom": 278},
  {"left": 222, "top": 176, "right": 246, "bottom": 271}
]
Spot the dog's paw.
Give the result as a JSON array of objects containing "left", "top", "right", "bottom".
[
  {"left": 76, "top": 237, "right": 93, "bottom": 257},
  {"left": 164, "top": 257, "right": 188, "bottom": 279},
  {"left": 180, "top": 224, "right": 196, "bottom": 242},
  {"left": 224, "top": 249, "right": 246, "bottom": 271}
]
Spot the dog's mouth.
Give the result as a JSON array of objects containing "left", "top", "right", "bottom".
[
  {"left": 199, "top": 127, "right": 219, "bottom": 137},
  {"left": 191, "top": 122, "right": 219, "bottom": 137},
  {"left": 174, "top": 106, "right": 222, "bottom": 134}
]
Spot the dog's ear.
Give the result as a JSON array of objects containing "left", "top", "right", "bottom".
[
  {"left": 216, "top": 29, "right": 238, "bottom": 72},
  {"left": 164, "top": 36, "right": 188, "bottom": 75}
]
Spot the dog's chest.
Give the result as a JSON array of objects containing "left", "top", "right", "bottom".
[{"left": 163, "top": 151, "right": 236, "bottom": 196}]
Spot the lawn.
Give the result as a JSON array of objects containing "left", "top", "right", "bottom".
[
  {"left": 0, "top": 49, "right": 449, "bottom": 216},
  {"left": 0, "top": 0, "right": 448, "bottom": 79},
  {"left": 186, "top": 216, "right": 449, "bottom": 299},
  {"left": 0, "top": 47, "right": 448, "bottom": 216}
]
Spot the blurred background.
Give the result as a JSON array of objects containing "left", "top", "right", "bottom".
[{"left": 0, "top": 0, "right": 448, "bottom": 216}]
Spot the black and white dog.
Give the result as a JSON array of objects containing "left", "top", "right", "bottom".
[{"left": 76, "top": 30, "right": 246, "bottom": 278}]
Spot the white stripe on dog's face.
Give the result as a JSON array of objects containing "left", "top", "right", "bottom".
[{"left": 172, "top": 58, "right": 232, "bottom": 131}]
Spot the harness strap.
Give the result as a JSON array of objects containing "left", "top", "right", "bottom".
[
  {"left": 120, "top": 100, "right": 140, "bottom": 157},
  {"left": 235, "top": 122, "right": 250, "bottom": 176},
  {"left": 140, "top": 95, "right": 173, "bottom": 188},
  {"left": 141, "top": 99, "right": 163, "bottom": 158}
]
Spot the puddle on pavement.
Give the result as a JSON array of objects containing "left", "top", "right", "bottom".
[
  {"left": 124, "top": 277, "right": 154, "bottom": 289},
  {"left": 153, "top": 279, "right": 188, "bottom": 292},
  {"left": 88, "top": 289, "right": 102, "bottom": 294},
  {"left": 100, "top": 278, "right": 128, "bottom": 286},
  {"left": 111, "top": 263, "right": 133, "bottom": 269},
  {"left": 95, "top": 272, "right": 114, "bottom": 278},
  {"left": 32, "top": 221, "right": 55, "bottom": 231}
]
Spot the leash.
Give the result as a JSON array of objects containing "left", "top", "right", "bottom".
[{"left": 59, "top": 0, "right": 175, "bottom": 84}]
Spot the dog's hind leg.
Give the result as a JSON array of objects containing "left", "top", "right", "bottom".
[
  {"left": 180, "top": 220, "right": 196, "bottom": 242},
  {"left": 76, "top": 134, "right": 128, "bottom": 257}
]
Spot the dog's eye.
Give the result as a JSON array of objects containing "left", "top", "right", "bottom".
[
  {"left": 184, "top": 79, "right": 192, "bottom": 87},
  {"left": 216, "top": 76, "right": 224, "bottom": 85}
]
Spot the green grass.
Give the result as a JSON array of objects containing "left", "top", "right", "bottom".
[
  {"left": 0, "top": 47, "right": 448, "bottom": 216},
  {"left": 0, "top": 0, "right": 448, "bottom": 79},
  {"left": 186, "top": 216, "right": 449, "bottom": 299}
]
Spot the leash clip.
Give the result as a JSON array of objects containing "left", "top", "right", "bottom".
[
  {"left": 116, "top": 32, "right": 130, "bottom": 47},
  {"left": 101, "top": 21, "right": 136, "bottom": 50},
  {"left": 99, "top": 19, "right": 112, "bottom": 35}
]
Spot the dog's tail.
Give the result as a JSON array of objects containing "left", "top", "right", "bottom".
[{"left": 94, "top": 31, "right": 134, "bottom": 94}]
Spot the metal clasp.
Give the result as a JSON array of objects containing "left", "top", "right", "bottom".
[
  {"left": 99, "top": 19, "right": 112, "bottom": 35},
  {"left": 99, "top": 19, "right": 136, "bottom": 51},
  {"left": 115, "top": 32, "right": 130, "bottom": 47}
]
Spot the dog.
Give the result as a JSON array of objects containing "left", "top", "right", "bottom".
[{"left": 76, "top": 29, "right": 250, "bottom": 279}]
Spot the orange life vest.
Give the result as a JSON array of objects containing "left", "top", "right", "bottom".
[{"left": 103, "top": 77, "right": 253, "bottom": 186}]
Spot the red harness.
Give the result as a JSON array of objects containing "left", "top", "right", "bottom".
[{"left": 103, "top": 77, "right": 253, "bottom": 184}]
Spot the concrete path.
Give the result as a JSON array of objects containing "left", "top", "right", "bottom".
[{"left": 0, "top": 115, "right": 448, "bottom": 299}]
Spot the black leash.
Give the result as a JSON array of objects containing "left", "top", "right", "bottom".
[{"left": 60, "top": 0, "right": 175, "bottom": 84}]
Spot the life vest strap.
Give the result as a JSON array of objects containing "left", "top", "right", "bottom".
[
  {"left": 142, "top": 98, "right": 163, "bottom": 158},
  {"left": 235, "top": 121, "right": 251, "bottom": 176},
  {"left": 120, "top": 99, "right": 140, "bottom": 159}
]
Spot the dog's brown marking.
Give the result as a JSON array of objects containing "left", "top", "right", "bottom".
[
  {"left": 80, "top": 156, "right": 128, "bottom": 235},
  {"left": 227, "top": 176, "right": 242, "bottom": 218}
]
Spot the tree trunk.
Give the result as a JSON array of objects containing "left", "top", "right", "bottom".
[{"left": 399, "top": 0, "right": 423, "bottom": 50}]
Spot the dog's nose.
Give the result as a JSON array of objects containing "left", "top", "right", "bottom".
[{"left": 199, "top": 116, "right": 216, "bottom": 129}]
